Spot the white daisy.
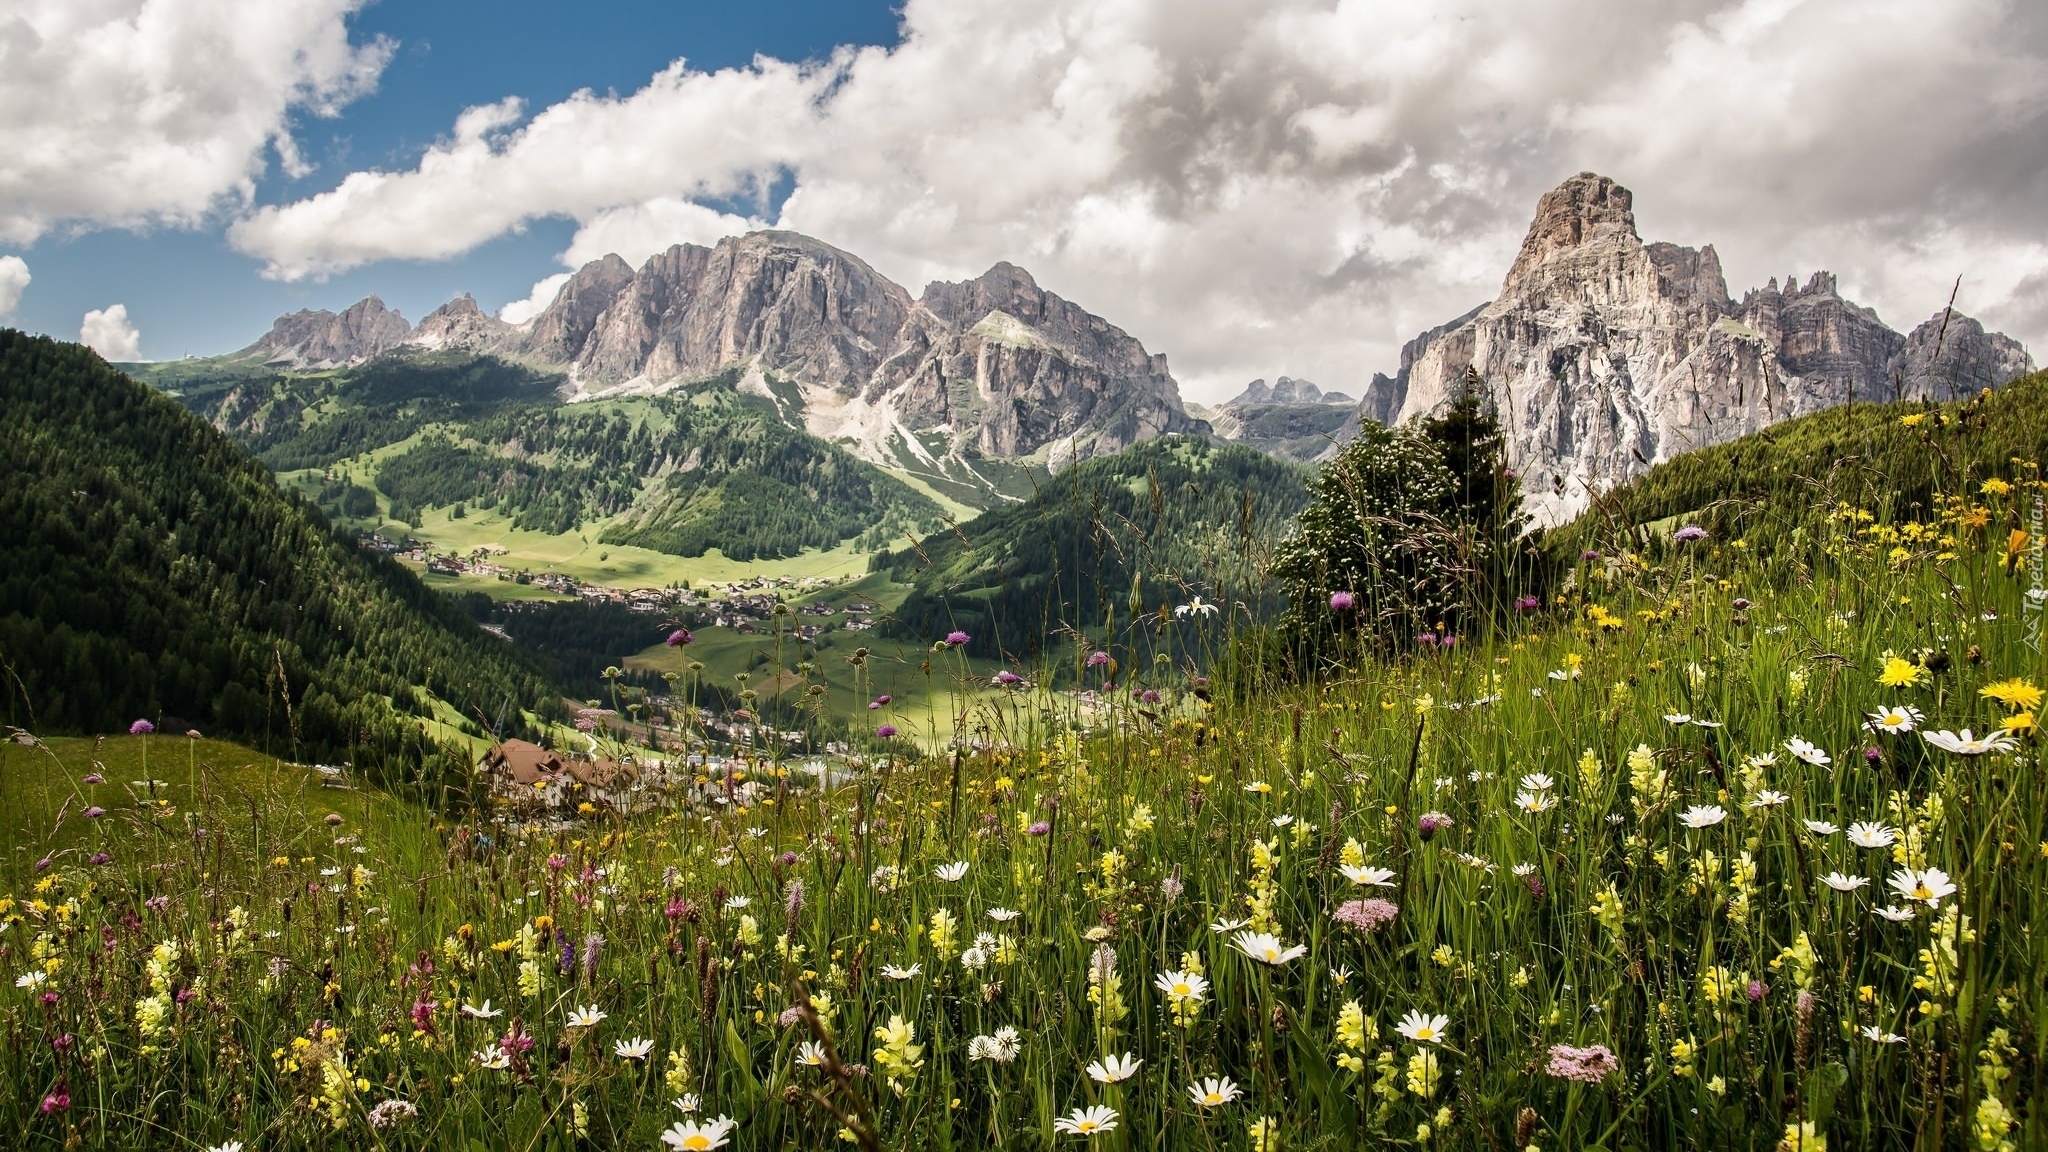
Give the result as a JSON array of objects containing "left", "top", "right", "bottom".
[
  {"left": 1847, "top": 822, "right": 1898, "bottom": 849},
  {"left": 1785, "top": 738, "right": 1832, "bottom": 767},
  {"left": 1230, "top": 931, "right": 1307, "bottom": 965},
  {"left": 986, "top": 907, "right": 1021, "bottom": 922},
  {"left": 565, "top": 1004, "right": 607, "bottom": 1028},
  {"left": 934, "top": 861, "right": 969, "bottom": 882},
  {"left": 1889, "top": 867, "right": 1958, "bottom": 908},
  {"left": 1679, "top": 805, "right": 1727, "bottom": 829},
  {"left": 1053, "top": 1106, "right": 1120, "bottom": 1137},
  {"left": 614, "top": 1037, "right": 654, "bottom": 1060},
  {"left": 1803, "top": 819, "right": 1840, "bottom": 836},
  {"left": 1820, "top": 872, "right": 1869, "bottom": 892},
  {"left": 1874, "top": 905, "right": 1918, "bottom": 922},
  {"left": 1865, "top": 706, "right": 1924, "bottom": 735},
  {"left": 879, "top": 964, "right": 922, "bottom": 980},
  {"left": 1086, "top": 1053, "right": 1143, "bottom": 1083},
  {"left": 1188, "top": 1076, "right": 1244, "bottom": 1108},
  {"left": 1396, "top": 1010, "right": 1450, "bottom": 1044},
  {"left": 1922, "top": 729, "right": 2018, "bottom": 756},
  {"left": 660, "top": 1116, "right": 736, "bottom": 1151},
  {"left": 1338, "top": 864, "right": 1396, "bottom": 887},
  {"left": 1861, "top": 1026, "right": 1906, "bottom": 1044}
]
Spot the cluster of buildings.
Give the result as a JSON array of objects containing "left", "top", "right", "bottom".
[{"left": 477, "top": 738, "right": 862, "bottom": 818}]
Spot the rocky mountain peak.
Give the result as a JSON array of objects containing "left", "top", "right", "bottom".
[
  {"left": 238, "top": 294, "right": 412, "bottom": 369},
  {"left": 1352, "top": 172, "right": 2036, "bottom": 525},
  {"left": 413, "top": 293, "right": 513, "bottom": 352},
  {"left": 1503, "top": 172, "right": 1639, "bottom": 289}
]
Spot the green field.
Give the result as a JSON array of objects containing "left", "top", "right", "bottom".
[{"left": 0, "top": 735, "right": 437, "bottom": 884}]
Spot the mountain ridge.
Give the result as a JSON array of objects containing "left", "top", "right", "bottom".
[
  {"left": 232, "top": 232, "right": 1207, "bottom": 487},
  {"left": 1354, "top": 172, "right": 2034, "bottom": 524}
]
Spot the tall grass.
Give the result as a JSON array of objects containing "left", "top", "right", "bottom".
[{"left": 2, "top": 412, "right": 2044, "bottom": 1150}]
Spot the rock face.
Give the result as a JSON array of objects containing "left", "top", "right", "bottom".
[
  {"left": 1224, "top": 376, "right": 1352, "bottom": 407},
  {"left": 505, "top": 234, "right": 1203, "bottom": 469},
  {"left": 238, "top": 295, "right": 412, "bottom": 368},
  {"left": 411, "top": 294, "right": 513, "bottom": 352},
  {"left": 237, "top": 232, "right": 1205, "bottom": 477},
  {"left": 1360, "top": 173, "right": 2036, "bottom": 524},
  {"left": 1205, "top": 376, "right": 1360, "bottom": 461}
]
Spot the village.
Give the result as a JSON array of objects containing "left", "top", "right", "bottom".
[
  {"left": 472, "top": 735, "right": 863, "bottom": 821},
  {"left": 359, "top": 532, "right": 882, "bottom": 639}
]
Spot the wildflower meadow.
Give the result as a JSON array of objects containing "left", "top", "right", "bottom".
[{"left": 3, "top": 407, "right": 2045, "bottom": 1151}]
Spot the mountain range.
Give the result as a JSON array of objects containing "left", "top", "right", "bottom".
[
  {"left": 212, "top": 172, "right": 2032, "bottom": 528},
  {"left": 234, "top": 233, "right": 1204, "bottom": 498}
]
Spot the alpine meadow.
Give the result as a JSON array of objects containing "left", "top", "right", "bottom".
[{"left": 4, "top": 4, "right": 2048, "bottom": 1152}]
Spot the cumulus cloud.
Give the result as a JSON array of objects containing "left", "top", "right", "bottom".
[
  {"left": 497, "top": 272, "right": 571, "bottom": 326},
  {"left": 0, "top": 255, "right": 27, "bottom": 318},
  {"left": 81, "top": 304, "right": 142, "bottom": 361},
  {"left": 0, "top": 0, "right": 392, "bottom": 243},
  {"left": 226, "top": 0, "right": 2048, "bottom": 399}
]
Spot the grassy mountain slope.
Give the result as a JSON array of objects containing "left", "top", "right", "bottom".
[
  {"left": 143, "top": 353, "right": 948, "bottom": 564},
  {"left": 0, "top": 331, "right": 555, "bottom": 790},
  {"left": 1547, "top": 371, "right": 2048, "bottom": 557},
  {"left": 872, "top": 435, "right": 1311, "bottom": 661}
]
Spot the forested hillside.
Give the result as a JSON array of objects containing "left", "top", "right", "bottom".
[
  {"left": 148, "top": 355, "right": 947, "bottom": 561},
  {"left": 872, "top": 436, "right": 1310, "bottom": 660},
  {"left": 0, "top": 331, "right": 556, "bottom": 793}
]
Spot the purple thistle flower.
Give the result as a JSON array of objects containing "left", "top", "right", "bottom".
[
  {"left": 1732, "top": 598, "right": 1753, "bottom": 610},
  {"left": 876, "top": 724, "right": 898, "bottom": 739},
  {"left": 1864, "top": 747, "right": 1883, "bottom": 764},
  {"left": 1417, "top": 632, "right": 1438, "bottom": 647},
  {"left": 944, "top": 631, "right": 971, "bottom": 647},
  {"left": 1581, "top": 550, "right": 1601, "bottom": 561},
  {"left": 129, "top": 719, "right": 154, "bottom": 736},
  {"left": 88, "top": 853, "right": 111, "bottom": 866},
  {"left": 666, "top": 629, "right": 693, "bottom": 647},
  {"left": 1545, "top": 1044, "right": 1618, "bottom": 1083},
  {"left": 1139, "top": 689, "right": 1161, "bottom": 704},
  {"left": 1086, "top": 651, "right": 1111, "bottom": 668},
  {"left": 1332, "top": 898, "right": 1400, "bottom": 932},
  {"left": 1417, "top": 811, "right": 1452, "bottom": 841},
  {"left": 1329, "top": 590, "right": 1357, "bottom": 612},
  {"left": 1514, "top": 595, "right": 1540, "bottom": 612},
  {"left": 83, "top": 806, "right": 105, "bottom": 819},
  {"left": 993, "top": 670, "right": 1023, "bottom": 686},
  {"left": 82, "top": 773, "right": 103, "bottom": 785},
  {"left": 1674, "top": 524, "right": 1709, "bottom": 543},
  {"left": 1747, "top": 979, "right": 1768, "bottom": 1002},
  {"left": 1025, "top": 821, "right": 1052, "bottom": 837}
]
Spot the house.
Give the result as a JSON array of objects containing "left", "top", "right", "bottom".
[{"left": 480, "top": 739, "right": 569, "bottom": 808}]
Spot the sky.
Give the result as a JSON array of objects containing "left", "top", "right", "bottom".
[{"left": 2, "top": 0, "right": 2045, "bottom": 403}]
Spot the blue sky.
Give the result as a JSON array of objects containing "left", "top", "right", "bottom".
[
  {"left": 2, "top": 1, "right": 2043, "bottom": 397},
  {"left": 5, "top": 0, "right": 901, "bottom": 359}
]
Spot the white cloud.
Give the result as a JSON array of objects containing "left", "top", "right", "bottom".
[
  {"left": 497, "top": 272, "right": 571, "bottom": 326},
  {"left": 0, "top": 0, "right": 392, "bottom": 243},
  {"left": 0, "top": 255, "right": 27, "bottom": 318},
  {"left": 81, "top": 304, "right": 142, "bottom": 361},
  {"left": 226, "top": 0, "right": 2048, "bottom": 400}
]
